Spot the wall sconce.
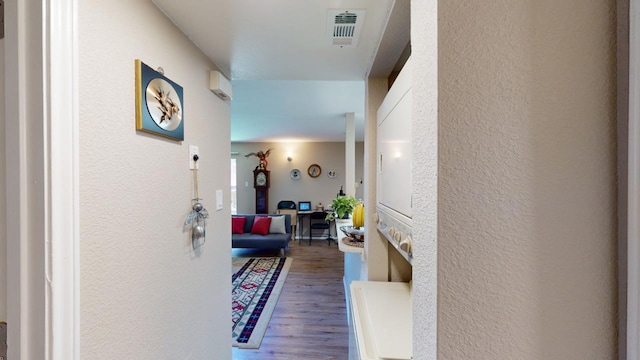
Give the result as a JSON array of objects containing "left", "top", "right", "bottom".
[{"left": 286, "top": 152, "right": 293, "bottom": 162}]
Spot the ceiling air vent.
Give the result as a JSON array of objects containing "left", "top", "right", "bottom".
[{"left": 326, "top": 10, "right": 366, "bottom": 48}]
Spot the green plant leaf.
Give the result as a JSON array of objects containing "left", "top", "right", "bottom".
[{"left": 330, "top": 195, "right": 358, "bottom": 219}]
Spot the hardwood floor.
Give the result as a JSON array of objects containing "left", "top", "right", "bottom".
[{"left": 231, "top": 240, "right": 349, "bottom": 360}]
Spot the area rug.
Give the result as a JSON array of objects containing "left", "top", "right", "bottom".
[{"left": 232, "top": 257, "right": 293, "bottom": 349}]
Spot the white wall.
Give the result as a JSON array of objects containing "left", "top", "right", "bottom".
[
  {"left": 430, "top": 1, "right": 618, "bottom": 359},
  {"left": 232, "top": 142, "right": 364, "bottom": 214},
  {"left": 0, "top": 38, "right": 6, "bottom": 322},
  {"left": 410, "top": 0, "right": 438, "bottom": 357},
  {"left": 78, "top": 1, "right": 231, "bottom": 358}
]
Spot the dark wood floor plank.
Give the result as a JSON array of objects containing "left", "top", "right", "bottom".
[{"left": 232, "top": 241, "right": 349, "bottom": 360}]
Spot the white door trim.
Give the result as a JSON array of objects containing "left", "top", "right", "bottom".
[
  {"left": 46, "top": 0, "right": 80, "bottom": 358},
  {"left": 5, "top": 0, "right": 79, "bottom": 358},
  {"left": 5, "top": 1, "right": 47, "bottom": 358},
  {"left": 628, "top": 0, "right": 640, "bottom": 358}
]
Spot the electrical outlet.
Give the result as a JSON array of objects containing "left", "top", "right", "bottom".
[{"left": 189, "top": 145, "right": 199, "bottom": 170}]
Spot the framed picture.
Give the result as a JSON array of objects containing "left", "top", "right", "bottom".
[{"left": 135, "top": 59, "right": 184, "bottom": 141}]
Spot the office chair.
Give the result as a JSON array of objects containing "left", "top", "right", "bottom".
[
  {"left": 277, "top": 200, "right": 296, "bottom": 210},
  {"left": 309, "top": 211, "right": 332, "bottom": 246}
]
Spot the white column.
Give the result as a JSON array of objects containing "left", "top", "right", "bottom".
[{"left": 345, "top": 113, "right": 356, "bottom": 196}]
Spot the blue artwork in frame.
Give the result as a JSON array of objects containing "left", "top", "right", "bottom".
[{"left": 135, "top": 59, "right": 184, "bottom": 141}]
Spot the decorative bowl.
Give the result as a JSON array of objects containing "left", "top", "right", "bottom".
[{"left": 340, "top": 226, "right": 364, "bottom": 242}]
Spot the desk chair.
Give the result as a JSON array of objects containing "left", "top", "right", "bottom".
[
  {"left": 277, "top": 200, "right": 296, "bottom": 210},
  {"left": 309, "top": 211, "right": 331, "bottom": 245}
]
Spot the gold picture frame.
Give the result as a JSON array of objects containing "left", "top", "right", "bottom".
[{"left": 135, "top": 59, "right": 184, "bottom": 141}]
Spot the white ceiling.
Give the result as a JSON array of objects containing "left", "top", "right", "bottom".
[{"left": 152, "top": 0, "right": 401, "bottom": 142}]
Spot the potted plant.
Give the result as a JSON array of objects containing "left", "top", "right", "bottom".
[{"left": 326, "top": 195, "right": 358, "bottom": 221}]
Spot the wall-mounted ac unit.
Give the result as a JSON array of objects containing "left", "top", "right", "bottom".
[{"left": 209, "top": 71, "right": 233, "bottom": 100}]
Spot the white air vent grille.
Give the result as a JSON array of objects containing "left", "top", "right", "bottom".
[{"left": 326, "top": 10, "right": 366, "bottom": 48}]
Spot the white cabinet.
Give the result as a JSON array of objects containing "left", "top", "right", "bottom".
[{"left": 350, "top": 281, "right": 413, "bottom": 360}]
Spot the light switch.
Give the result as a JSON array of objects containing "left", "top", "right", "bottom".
[
  {"left": 245, "top": 181, "right": 249, "bottom": 187},
  {"left": 189, "top": 145, "right": 199, "bottom": 170},
  {"left": 216, "top": 189, "right": 223, "bottom": 210}
]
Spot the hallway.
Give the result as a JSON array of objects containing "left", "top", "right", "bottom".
[{"left": 232, "top": 240, "right": 349, "bottom": 360}]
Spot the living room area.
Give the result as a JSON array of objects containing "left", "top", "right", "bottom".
[
  {"left": 229, "top": 139, "right": 367, "bottom": 357},
  {"left": 224, "top": 0, "right": 407, "bottom": 355}
]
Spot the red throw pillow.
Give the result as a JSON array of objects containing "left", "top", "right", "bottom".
[
  {"left": 232, "top": 217, "right": 246, "bottom": 234},
  {"left": 251, "top": 216, "right": 272, "bottom": 235}
]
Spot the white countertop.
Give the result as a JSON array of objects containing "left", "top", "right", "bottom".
[{"left": 350, "top": 281, "right": 413, "bottom": 360}]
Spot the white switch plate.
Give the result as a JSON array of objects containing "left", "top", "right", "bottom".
[
  {"left": 216, "top": 189, "right": 223, "bottom": 210},
  {"left": 189, "top": 145, "right": 199, "bottom": 169}
]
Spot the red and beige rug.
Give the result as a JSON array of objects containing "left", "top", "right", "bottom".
[{"left": 232, "top": 257, "right": 293, "bottom": 349}]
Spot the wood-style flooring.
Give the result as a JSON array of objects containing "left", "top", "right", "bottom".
[{"left": 231, "top": 240, "right": 349, "bottom": 360}]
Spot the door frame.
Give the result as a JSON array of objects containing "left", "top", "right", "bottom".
[{"left": 5, "top": 0, "right": 79, "bottom": 358}]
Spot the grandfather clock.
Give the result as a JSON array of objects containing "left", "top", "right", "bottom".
[{"left": 253, "top": 169, "right": 270, "bottom": 214}]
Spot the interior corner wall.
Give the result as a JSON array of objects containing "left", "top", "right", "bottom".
[
  {"left": 232, "top": 142, "right": 364, "bottom": 215},
  {"left": 0, "top": 38, "right": 6, "bottom": 322},
  {"left": 436, "top": 1, "right": 617, "bottom": 359},
  {"left": 363, "top": 77, "right": 390, "bottom": 282},
  {"left": 78, "top": 1, "right": 231, "bottom": 358}
]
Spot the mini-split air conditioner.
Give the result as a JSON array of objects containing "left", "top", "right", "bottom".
[{"left": 209, "top": 71, "right": 233, "bottom": 100}]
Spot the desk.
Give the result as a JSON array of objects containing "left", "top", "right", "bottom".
[{"left": 297, "top": 210, "right": 334, "bottom": 243}]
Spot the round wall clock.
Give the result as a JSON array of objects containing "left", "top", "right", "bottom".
[
  {"left": 290, "top": 169, "right": 301, "bottom": 180},
  {"left": 307, "top": 164, "right": 322, "bottom": 178}
]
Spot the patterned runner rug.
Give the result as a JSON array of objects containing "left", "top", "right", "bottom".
[{"left": 232, "top": 257, "right": 293, "bottom": 349}]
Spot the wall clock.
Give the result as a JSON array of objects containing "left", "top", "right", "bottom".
[
  {"left": 256, "top": 172, "right": 267, "bottom": 186},
  {"left": 290, "top": 169, "right": 301, "bottom": 180},
  {"left": 307, "top": 164, "right": 322, "bottom": 178},
  {"left": 135, "top": 59, "right": 184, "bottom": 141}
]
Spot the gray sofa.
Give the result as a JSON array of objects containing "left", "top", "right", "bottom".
[{"left": 232, "top": 214, "right": 292, "bottom": 257}]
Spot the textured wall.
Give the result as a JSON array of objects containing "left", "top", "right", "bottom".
[
  {"left": 79, "top": 1, "right": 231, "bottom": 358},
  {"left": 232, "top": 142, "right": 364, "bottom": 214},
  {"left": 0, "top": 39, "right": 5, "bottom": 322},
  {"left": 435, "top": 1, "right": 618, "bottom": 359},
  {"left": 410, "top": 0, "right": 439, "bottom": 358}
]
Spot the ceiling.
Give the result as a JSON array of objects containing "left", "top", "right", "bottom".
[{"left": 152, "top": 0, "right": 404, "bottom": 142}]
